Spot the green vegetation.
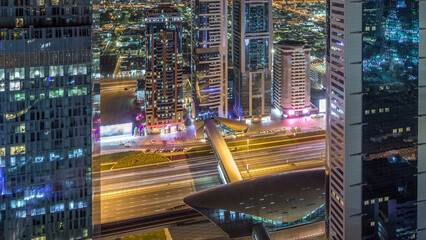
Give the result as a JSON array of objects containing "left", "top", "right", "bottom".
[
  {"left": 94, "top": 151, "right": 143, "bottom": 164},
  {"left": 111, "top": 153, "right": 170, "bottom": 170},
  {"left": 109, "top": 230, "right": 166, "bottom": 240}
]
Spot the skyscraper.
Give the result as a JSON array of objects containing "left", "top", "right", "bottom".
[
  {"left": 144, "top": 5, "right": 184, "bottom": 133},
  {"left": 0, "top": 0, "right": 93, "bottom": 238},
  {"left": 191, "top": 0, "right": 228, "bottom": 119},
  {"left": 326, "top": 0, "right": 425, "bottom": 238},
  {"left": 232, "top": 0, "right": 272, "bottom": 120},
  {"left": 272, "top": 40, "right": 311, "bottom": 117}
]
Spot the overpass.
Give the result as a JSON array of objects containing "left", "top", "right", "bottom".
[{"left": 204, "top": 119, "right": 243, "bottom": 183}]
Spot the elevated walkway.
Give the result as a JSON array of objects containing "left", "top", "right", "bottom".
[{"left": 204, "top": 119, "right": 242, "bottom": 183}]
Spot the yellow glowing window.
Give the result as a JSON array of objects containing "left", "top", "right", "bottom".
[
  {"left": 385, "top": 108, "right": 390, "bottom": 112},
  {"left": 365, "top": 110, "right": 370, "bottom": 115},
  {"left": 364, "top": 200, "right": 369, "bottom": 205},
  {"left": 406, "top": 127, "right": 410, "bottom": 132},
  {"left": 11, "top": 145, "right": 25, "bottom": 155},
  {"left": 0, "top": 148, "right": 5, "bottom": 157},
  {"left": 370, "top": 199, "right": 375, "bottom": 204},
  {"left": 379, "top": 86, "right": 384, "bottom": 90},
  {"left": 371, "top": 109, "right": 376, "bottom": 114},
  {"left": 372, "top": 26, "right": 376, "bottom": 31},
  {"left": 385, "top": 196, "right": 389, "bottom": 201},
  {"left": 398, "top": 128, "right": 403, "bottom": 133},
  {"left": 393, "top": 129, "right": 397, "bottom": 134},
  {"left": 379, "top": 198, "right": 383, "bottom": 202},
  {"left": 379, "top": 108, "right": 383, "bottom": 113},
  {"left": 370, "top": 221, "right": 375, "bottom": 227},
  {"left": 365, "top": 26, "right": 370, "bottom": 31}
]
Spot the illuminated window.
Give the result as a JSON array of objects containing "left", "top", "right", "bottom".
[
  {"left": 364, "top": 200, "right": 369, "bottom": 205},
  {"left": 83, "top": 229, "right": 88, "bottom": 237},
  {"left": 398, "top": 128, "right": 403, "bottom": 133},
  {"left": 370, "top": 199, "right": 375, "bottom": 204},
  {"left": 371, "top": 109, "right": 376, "bottom": 114},
  {"left": 379, "top": 108, "right": 383, "bottom": 113},
  {"left": 40, "top": 93, "right": 45, "bottom": 99},
  {"left": 14, "top": 93, "right": 25, "bottom": 101},
  {"left": 16, "top": 18, "right": 24, "bottom": 28},
  {"left": 15, "top": 123, "right": 25, "bottom": 133},
  {"left": 370, "top": 221, "right": 375, "bottom": 227},
  {"left": 372, "top": 26, "right": 376, "bottom": 31},
  {"left": 37, "top": 0, "right": 44, "bottom": 5},
  {"left": 11, "top": 145, "right": 25, "bottom": 155},
  {"left": 385, "top": 107, "right": 390, "bottom": 112},
  {"left": 10, "top": 81, "right": 21, "bottom": 91},
  {"left": 10, "top": 68, "right": 25, "bottom": 80},
  {"left": 406, "top": 127, "right": 410, "bottom": 132},
  {"left": 30, "top": 67, "right": 45, "bottom": 78},
  {"left": 393, "top": 129, "right": 397, "bottom": 134},
  {"left": 379, "top": 197, "right": 383, "bottom": 202},
  {"left": 365, "top": 110, "right": 370, "bottom": 115},
  {"left": 365, "top": 26, "right": 370, "bottom": 31},
  {"left": 52, "top": 0, "right": 59, "bottom": 4},
  {"left": 384, "top": 196, "right": 389, "bottom": 201}
]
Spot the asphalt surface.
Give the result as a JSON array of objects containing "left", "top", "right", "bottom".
[{"left": 99, "top": 139, "right": 326, "bottom": 223}]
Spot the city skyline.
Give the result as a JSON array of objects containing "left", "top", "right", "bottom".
[{"left": 0, "top": 0, "right": 423, "bottom": 239}]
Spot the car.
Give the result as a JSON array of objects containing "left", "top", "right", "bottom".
[
  {"left": 124, "top": 88, "right": 128, "bottom": 90},
  {"left": 124, "top": 144, "right": 131, "bottom": 147},
  {"left": 119, "top": 142, "right": 125, "bottom": 146},
  {"left": 145, "top": 149, "right": 150, "bottom": 153},
  {"left": 267, "top": 130, "right": 273, "bottom": 133},
  {"left": 260, "top": 130, "right": 266, "bottom": 134},
  {"left": 274, "top": 129, "right": 280, "bottom": 132},
  {"left": 151, "top": 140, "right": 155, "bottom": 144},
  {"left": 282, "top": 128, "right": 287, "bottom": 132}
]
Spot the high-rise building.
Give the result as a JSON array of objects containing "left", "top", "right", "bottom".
[
  {"left": 0, "top": 0, "right": 93, "bottom": 238},
  {"left": 191, "top": 0, "right": 228, "bottom": 120},
  {"left": 232, "top": 0, "right": 273, "bottom": 120},
  {"left": 310, "top": 62, "right": 326, "bottom": 89},
  {"left": 144, "top": 6, "right": 184, "bottom": 133},
  {"left": 326, "top": 0, "right": 425, "bottom": 239},
  {"left": 272, "top": 40, "right": 311, "bottom": 117}
]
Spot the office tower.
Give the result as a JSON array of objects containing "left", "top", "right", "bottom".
[
  {"left": 191, "top": 0, "right": 228, "bottom": 120},
  {"left": 326, "top": 0, "right": 425, "bottom": 239},
  {"left": 272, "top": 40, "right": 311, "bottom": 117},
  {"left": 144, "top": 6, "right": 184, "bottom": 133},
  {"left": 232, "top": 0, "right": 273, "bottom": 120},
  {"left": 310, "top": 62, "right": 326, "bottom": 89},
  {"left": 0, "top": 0, "right": 93, "bottom": 238}
]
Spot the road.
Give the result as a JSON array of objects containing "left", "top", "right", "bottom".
[
  {"left": 99, "top": 138, "right": 326, "bottom": 223},
  {"left": 100, "top": 156, "right": 221, "bottom": 224}
]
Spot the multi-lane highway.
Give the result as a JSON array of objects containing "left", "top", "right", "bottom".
[
  {"left": 100, "top": 156, "right": 221, "bottom": 223},
  {"left": 99, "top": 137, "right": 325, "bottom": 224}
]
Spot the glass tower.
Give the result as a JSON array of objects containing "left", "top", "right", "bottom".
[
  {"left": 232, "top": 0, "right": 272, "bottom": 120},
  {"left": 191, "top": 0, "right": 228, "bottom": 120},
  {"left": 326, "top": 0, "right": 425, "bottom": 238},
  {"left": 0, "top": 0, "right": 93, "bottom": 238},
  {"left": 144, "top": 5, "right": 184, "bottom": 133}
]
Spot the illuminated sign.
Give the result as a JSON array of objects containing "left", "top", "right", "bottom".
[
  {"left": 100, "top": 123, "right": 133, "bottom": 137},
  {"left": 319, "top": 99, "right": 326, "bottom": 113}
]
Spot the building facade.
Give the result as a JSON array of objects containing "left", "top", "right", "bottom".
[
  {"left": 191, "top": 0, "right": 228, "bottom": 120},
  {"left": 273, "top": 41, "right": 311, "bottom": 117},
  {"left": 145, "top": 6, "right": 184, "bottom": 133},
  {"left": 232, "top": 0, "right": 273, "bottom": 120},
  {"left": 326, "top": 0, "right": 426, "bottom": 238},
  {"left": 0, "top": 0, "right": 93, "bottom": 238},
  {"left": 310, "top": 62, "right": 326, "bottom": 89}
]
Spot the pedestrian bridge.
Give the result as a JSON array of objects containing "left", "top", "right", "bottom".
[{"left": 204, "top": 119, "right": 242, "bottom": 183}]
